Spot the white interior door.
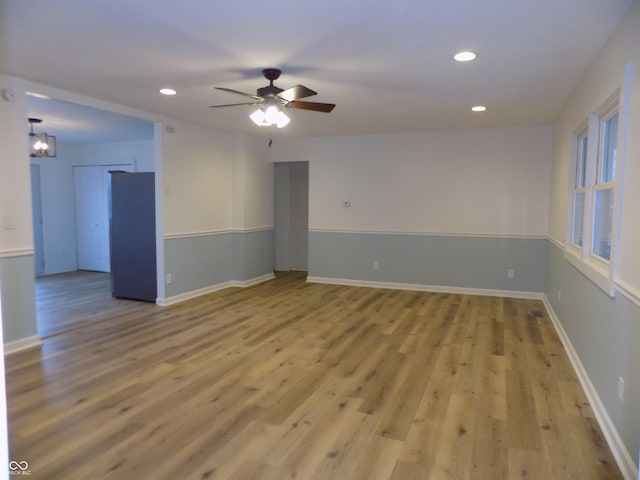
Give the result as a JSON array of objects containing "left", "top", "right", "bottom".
[
  {"left": 74, "top": 164, "right": 132, "bottom": 272},
  {"left": 74, "top": 166, "right": 107, "bottom": 271}
]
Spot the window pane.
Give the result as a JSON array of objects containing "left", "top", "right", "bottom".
[
  {"left": 572, "top": 193, "right": 584, "bottom": 246},
  {"left": 601, "top": 113, "right": 618, "bottom": 183},
  {"left": 576, "top": 135, "right": 587, "bottom": 188},
  {"left": 592, "top": 188, "right": 614, "bottom": 260}
]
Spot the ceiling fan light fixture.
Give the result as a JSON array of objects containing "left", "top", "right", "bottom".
[
  {"left": 213, "top": 68, "right": 334, "bottom": 127},
  {"left": 265, "top": 105, "right": 280, "bottom": 124},
  {"left": 276, "top": 111, "right": 290, "bottom": 129},
  {"left": 250, "top": 108, "right": 266, "bottom": 126},
  {"left": 249, "top": 105, "right": 290, "bottom": 128}
]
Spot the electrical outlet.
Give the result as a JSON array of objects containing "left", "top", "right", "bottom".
[
  {"left": 373, "top": 261, "right": 380, "bottom": 270},
  {"left": 558, "top": 289, "right": 562, "bottom": 303},
  {"left": 166, "top": 273, "right": 173, "bottom": 285},
  {"left": 507, "top": 268, "right": 515, "bottom": 279},
  {"left": 618, "top": 376, "right": 625, "bottom": 403}
]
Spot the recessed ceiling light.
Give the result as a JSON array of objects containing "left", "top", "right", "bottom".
[
  {"left": 471, "top": 105, "right": 487, "bottom": 112},
  {"left": 454, "top": 51, "right": 476, "bottom": 62},
  {"left": 159, "top": 88, "right": 177, "bottom": 96}
]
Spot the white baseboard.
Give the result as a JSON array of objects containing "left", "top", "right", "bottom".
[
  {"left": 157, "top": 273, "right": 275, "bottom": 306},
  {"left": 4, "top": 335, "right": 42, "bottom": 355},
  {"left": 232, "top": 273, "right": 275, "bottom": 288},
  {"left": 157, "top": 281, "right": 235, "bottom": 306},
  {"left": 542, "top": 295, "right": 638, "bottom": 480},
  {"left": 306, "top": 276, "right": 543, "bottom": 300}
]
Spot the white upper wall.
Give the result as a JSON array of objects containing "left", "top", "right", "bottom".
[
  {"left": 271, "top": 126, "right": 553, "bottom": 237},
  {"left": 0, "top": 74, "right": 33, "bottom": 254},
  {"left": 237, "top": 134, "right": 273, "bottom": 230},
  {"left": 548, "top": 1, "right": 640, "bottom": 292},
  {"left": 160, "top": 120, "right": 236, "bottom": 236}
]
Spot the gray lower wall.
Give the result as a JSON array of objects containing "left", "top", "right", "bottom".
[
  {"left": 232, "top": 229, "right": 274, "bottom": 282},
  {"left": 0, "top": 254, "right": 38, "bottom": 343},
  {"left": 164, "top": 229, "right": 274, "bottom": 300},
  {"left": 309, "top": 231, "right": 547, "bottom": 293},
  {"left": 545, "top": 241, "right": 640, "bottom": 462},
  {"left": 164, "top": 234, "right": 233, "bottom": 299}
]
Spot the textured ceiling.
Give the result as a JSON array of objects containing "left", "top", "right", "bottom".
[{"left": 1, "top": 0, "right": 636, "bottom": 141}]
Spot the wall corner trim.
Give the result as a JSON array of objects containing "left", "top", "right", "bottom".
[
  {"left": 3, "top": 335, "right": 42, "bottom": 355},
  {"left": 547, "top": 235, "right": 564, "bottom": 250},
  {"left": 542, "top": 295, "right": 639, "bottom": 480}
]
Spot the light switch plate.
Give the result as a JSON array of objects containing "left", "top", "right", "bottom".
[{"left": 3, "top": 215, "right": 17, "bottom": 230}]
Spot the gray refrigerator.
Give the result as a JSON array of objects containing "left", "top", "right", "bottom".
[{"left": 110, "top": 171, "right": 157, "bottom": 302}]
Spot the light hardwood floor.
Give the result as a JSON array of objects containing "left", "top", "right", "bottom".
[
  {"left": 35, "top": 271, "right": 157, "bottom": 338},
  {"left": 7, "top": 272, "right": 622, "bottom": 479}
]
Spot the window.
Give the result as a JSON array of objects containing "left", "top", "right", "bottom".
[
  {"left": 566, "top": 94, "right": 623, "bottom": 296},
  {"left": 592, "top": 111, "right": 618, "bottom": 261},
  {"left": 570, "top": 132, "right": 587, "bottom": 247}
]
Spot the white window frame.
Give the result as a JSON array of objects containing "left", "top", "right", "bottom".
[
  {"left": 565, "top": 90, "right": 625, "bottom": 297},
  {"left": 569, "top": 127, "right": 588, "bottom": 249}
]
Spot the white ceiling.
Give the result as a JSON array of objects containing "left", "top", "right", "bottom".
[
  {"left": 1, "top": 0, "right": 636, "bottom": 140},
  {"left": 27, "top": 96, "right": 154, "bottom": 144}
]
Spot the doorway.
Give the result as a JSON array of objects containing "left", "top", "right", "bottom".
[
  {"left": 274, "top": 162, "right": 309, "bottom": 272},
  {"left": 27, "top": 96, "right": 156, "bottom": 337}
]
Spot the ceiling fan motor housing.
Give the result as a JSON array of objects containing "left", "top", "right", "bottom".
[
  {"left": 262, "top": 68, "right": 281, "bottom": 81},
  {"left": 257, "top": 85, "right": 284, "bottom": 98},
  {"left": 258, "top": 68, "right": 284, "bottom": 98}
]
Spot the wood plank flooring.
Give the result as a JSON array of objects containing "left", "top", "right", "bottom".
[
  {"left": 36, "top": 271, "right": 157, "bottom": 338},
  {"left": 6, "top": 272, "right": 622, "bottom": 479}
]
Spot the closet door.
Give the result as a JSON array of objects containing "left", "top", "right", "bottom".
[
  {"left": 74, "top": 164, "right": 132, "bottom": 272},
  {"left": 74, "top": 166, "right": 107, "bottom": 271}
]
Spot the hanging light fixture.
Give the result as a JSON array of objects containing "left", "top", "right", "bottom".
[
  {"left": 28, "top": 117, "right": 56, "bottom": 158},
  {"left": 249, "top": 101, "right": 290, "bottom": 129}
]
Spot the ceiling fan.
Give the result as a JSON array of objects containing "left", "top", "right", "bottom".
[{"left": 210, "top": 68, "right": 335, "bottom": 127}]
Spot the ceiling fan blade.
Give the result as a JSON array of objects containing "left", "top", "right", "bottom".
[
  {"left": 287, "top": 100, "right": 336, "bottom": 113},
  {"left": 214, "top": 87, "right": 262, "bottom": 100},
  {"left": 277, "top": 85, "right": 317, "bottom": 102},
  {"left": 209, "top": 101, "right": 262, "bottom": 108}
]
